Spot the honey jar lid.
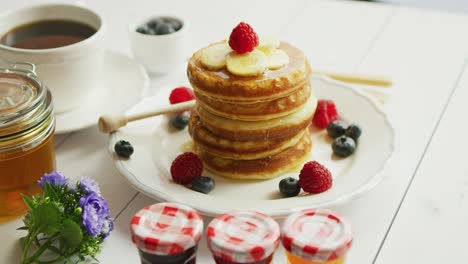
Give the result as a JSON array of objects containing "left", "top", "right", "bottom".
[
  {"left": 130, "top": 202, "right": 204, "bottom": 256},
  {"left": 0, "top": 63, "right": 53, "bottom": 150},
  {"left": 206, "top": 211, "right": 280, "bottom": 263},
  {"left": 282, "top": 209, "right": 353, "bottom": 262}
]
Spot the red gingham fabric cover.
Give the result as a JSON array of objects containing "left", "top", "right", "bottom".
[
  {"left": 206, "top": 211, "right": 280, "bottom": 263},
  {"left": 282, "top": 209, "right": 353, "bottom": 262},
  {"left": 130, "top": 202, "right": 203, "bottom": 255}
]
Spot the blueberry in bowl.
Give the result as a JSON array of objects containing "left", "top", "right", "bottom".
[
  {"left": 136, "top": 16, "right": 184, "bottom": 36},
  {"left": 129, "top": 15, "right": 187, "bottom": 74}
]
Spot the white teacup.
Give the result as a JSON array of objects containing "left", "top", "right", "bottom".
[
  {"left": 0, "top": 4, "right": 105, "bottom": 113},
  {"left": 129, "top": 15, "right": 187, "bottom": 74}
]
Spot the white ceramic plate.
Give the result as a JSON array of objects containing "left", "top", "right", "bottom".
[
  {"left": 109, "top": 75, "right": 395, "bottom": 217},
  {"left": 55, "top": 51, "right": 149, "bottom": 134}
]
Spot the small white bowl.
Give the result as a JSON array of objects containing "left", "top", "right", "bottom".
[{"left": 128, "top": 15, "right": 187, "bottom": 74}]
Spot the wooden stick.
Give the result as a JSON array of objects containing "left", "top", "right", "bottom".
[
  {"left": 315, "top": 71, "right": 393, "bottom": 87},
  {"left": 98, "top": 100, "right": 196, "bottom": 133}
]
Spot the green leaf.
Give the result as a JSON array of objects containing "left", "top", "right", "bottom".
[
  {"left": 17, "top": 226, "right": 29, "bottom": 231},
  {"left": 32, "top": 203, "right": 62, "bottom": 235},
  {"left": 21, "top": 194, "right": 35, "bottom": 210},
  {"left": 43, "top": 182, "right": 59, "bottom": 201},
  {"left": 19, "top": 236, "right": 27, "bottom": 250},
  {"left": 61, "top": 219, "right": 82, "bottom": 251}
]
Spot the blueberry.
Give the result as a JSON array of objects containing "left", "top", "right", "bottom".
[
  {"left": 345, "top": 124, "right": 362, "bottom": 141},
  {"left": 191, "top": 176, "right": 215, "bottom": 194},
  {"left": 147, "top": 28, "right": 158, "bottom": 35},
  {"left": 327, "top": 120, "right": 348, "bottom": 139},
  {"left": 147, "top": 18, "right": 164, "bottom": 29},
  {"left": 332, "top": 136, "right": 356, "bottom": 158},
  {"left": 136, "top": 26, "right": 149, "bottom": 34},
  {"left": 167, "top": 20, "right": 182, "bottom": 31},
  {"left": 279, "top": 177, "right": 301, "bottom": 197},
  {"left": 114, "top": 140, "right": 134, "bottom": 158},
  {"left": 170, "top": 114, "right": 190, "bottom": 130},
  {"left": 155, "top": 23, "right": 175, "bottom": 35}
]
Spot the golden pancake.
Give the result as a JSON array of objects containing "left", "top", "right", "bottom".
[
  {"left": 196, "top": 94, "right": 317, "bottom": 141},
  {"left": 195, "top": 83, "right": 312, "bottom": 121},
  {"left": 188, "top": 42, "right": 311, "bottom": 102},
  {"left": 189, "top": 112, "right": 307, "bottom": 160},
  {"left": 196, "top": 132, "right": 312, "bottom": 180}
]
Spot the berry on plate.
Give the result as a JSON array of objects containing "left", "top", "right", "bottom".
[
  {"left": 312, "top": 99, "right": 339, "bottom": 129},
  {"left": 327, "top": 120, "right": 348, "bottom": 139},
  {"left": 191, "top": 176, "right": 215, "bottom": 194},
  {"left": 170, "top": 113, "right": 190, "bottom": 130},
  {"left": 169, "top": 86, "right": 195, "bottom": 104},
  {"left": 228, "top": 22, "right": 259, "bottom": 54},
  {"left": 332, "top": 136, "right": 356, "bottom": 158},
  {"left": 345, "top": 124, "right": 362, "bottom": 141},
  {"left": 279, "top": 177, "right": 301, "bottom": 197},
  {"left": 299, "top": 161, "right": 333, "bottom": 194},
  {"left": 171, "top": 152, "right": 203, "bottom": 185},
  {"left": 114, "top": 140, "right": 134, "bottom": 158}
]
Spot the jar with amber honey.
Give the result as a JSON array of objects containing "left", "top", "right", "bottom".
[
  {"left": 282, "top": 209, "right": 353, "bottom": 264},
  {"left": 0, "top": 63, "right": 55, "bottom": 222}
]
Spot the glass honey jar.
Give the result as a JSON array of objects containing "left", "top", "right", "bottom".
[{"left": 0, "top": 63, "right": 55, "bottom": 222}]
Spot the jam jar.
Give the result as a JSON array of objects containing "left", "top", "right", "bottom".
[
  {"left": 206, "top": 211, "right": 280, "bottom": 264},
  {"left": 0, "top": 63, "right": 55, "bottom": 223},
  {"left": 130, "top": 202, "right": 204, "bottom": 264},
  {"left": 282, "top": 209, "right": 353, "bottom": 264}
]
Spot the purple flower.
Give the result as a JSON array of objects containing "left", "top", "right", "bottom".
[
  {"left": 80, "top": 193, "right": 109, "bottom": 237},
  {"left": 38, "top": 171, "right": 67, "bottom": 188},
  {"left": 100, "top": 216, "right": 114, "bottom": 240},
  {"left": 79, "top": 177, "right": 101, "bottom": 194}
]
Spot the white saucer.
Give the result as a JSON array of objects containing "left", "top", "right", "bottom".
[
  {"left": 55, "top": 51, "right": 149, "bottom": 134},
  {"left": 109, "top": 75, "right": 396, "bottom": 218}
]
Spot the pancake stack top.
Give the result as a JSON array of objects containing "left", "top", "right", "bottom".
[{"left": 187, "top": 29, "right": 317, "bottom": 180}]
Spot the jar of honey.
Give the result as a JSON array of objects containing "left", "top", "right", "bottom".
[
  {"left": 206, "top": 211, "right": 281, "bottom": 264},
  {"left": 282, "top": 209, "right": 353, "bottom": 264},
  {"left": 0, "top": 63, "right": 55, "bottom": 223},
  {"left": 130, "top": 202, "right": 204, "bottom": 264}
]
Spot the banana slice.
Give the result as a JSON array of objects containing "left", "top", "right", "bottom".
[
  {"left": 226, "top": 50, "right": 268, "bottom": 77},
  {"left": 257, "top": 35, "right": 280, "bottom": 53},
  {"left": 266, "top": 49, "right": 289, "bottom": 70},
  {"left": 200, "top": 43, "right": 232, "bottom": 70}
]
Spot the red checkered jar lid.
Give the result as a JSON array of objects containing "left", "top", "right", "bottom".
[
  {"left": 206, "top": 211, "right": 280, "bottom": 263},
  {"left": 130, "top": 202, "right": 204, "bottom": 256},
  {"left": 282, "top": 209, "right": 353, "bottom": 262}
]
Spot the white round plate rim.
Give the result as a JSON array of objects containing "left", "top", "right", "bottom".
[
  {"left": 54, "top": 50, "right": 149, "bottom": 134},
  {"left": 110, "top": 75, "right": 396, "bottom": 218}
]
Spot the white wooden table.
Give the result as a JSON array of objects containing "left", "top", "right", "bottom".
[{"left": 2, "top": 0, "right": 468, "bottom": 263}]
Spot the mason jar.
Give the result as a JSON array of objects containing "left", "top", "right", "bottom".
[{"left": 0, "top": 62, "right": 55, "bottom": 222}]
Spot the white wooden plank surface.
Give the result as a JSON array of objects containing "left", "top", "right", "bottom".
[
  {"left": 374, "top": 62, "right": 468, "bottom": 264},
  {"left": 2, "top": 1, "right": 468, "bottom": 264},
  {"left": 282, "top": 0, "right": 398, "bottom": 72},
  {"left": 343, "top": 6, "right": 468, "bottom": 264}
]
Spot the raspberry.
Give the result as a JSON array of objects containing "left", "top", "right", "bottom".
[
  {"left": 170, "top": 152, "right": 203, "bottom": 185},
  {"left": 228, "top": 22, "right": 259, "bottom": 54},
  {"left": 169, "top": 87, "right": 195, "bottom": 104},
  {"left": 298, "top": 161, "right": 332, "bottom": 194},
  {"left": 313, "top": 99, "right": 338, "bottom": 129}
]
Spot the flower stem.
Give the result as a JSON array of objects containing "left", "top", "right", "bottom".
[
  {"left": 26, "top": 234, "right": 61, "bottom": 263},
  {"left": 21, "top": 228, "right": 40, "bottom": 264}
]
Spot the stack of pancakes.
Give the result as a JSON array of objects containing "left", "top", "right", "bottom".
[{"left": 187, "top": 42, "right": 317, "bottom": 180}]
